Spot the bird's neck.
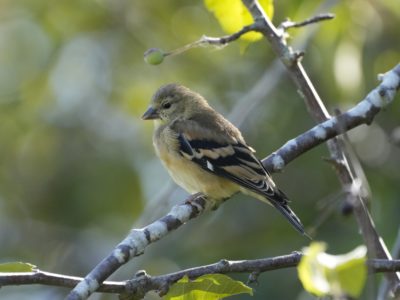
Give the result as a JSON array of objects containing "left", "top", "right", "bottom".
[{"left": 154, "top": 119, "right": 168, "bottom": 128}]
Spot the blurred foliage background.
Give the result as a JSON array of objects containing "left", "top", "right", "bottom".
[{"left": 0, "top": 0, "right": 399, "bottom": 299}]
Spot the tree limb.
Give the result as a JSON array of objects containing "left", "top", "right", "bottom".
[
  {"left": 64, "top": 194, "right": 211, "bottom": 300},
  {"left": 262, "top": 64, "right": 400, "bottom": 172},
  {"left": 2, "top": 255, "right": 400, "bottom": 298},
  {"left": 378, "top": 227, "right": 400, "bottom": 299}
]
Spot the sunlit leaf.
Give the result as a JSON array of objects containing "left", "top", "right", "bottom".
[
  {"left": 298, "top": 242, "right": 329, "bottom": 296},
  {"left": 204, "top": 0, "right": 273, "bottom": 42},
  {"left": 0, "top": 262, "right": 37, "bottom": 272},
  {"left": 298, "top": 242, "right": 367, "bottom": 298},
  {"left": 164, "top": 274, "right": 253, "bottom": 300}
]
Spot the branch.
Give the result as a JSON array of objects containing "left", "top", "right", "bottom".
[
  {"left": 241, "top": 0, "right": 400, "bottom": 296},
  {"left": 378, "top": 227, "right": 400, "bottom": 299},
  {"left": 161, "top": 24, "right": 260, "bottom": 58},
  {"left": 64, "top": 194, "right": 210, "bottom": 300},
  {"left": 278, "top": 13, "right": 335, "bottom": 30},
  {"left": 196, "top": 13, "right": 333, "bottom": 47},
  {"left": 369, "top": 259, "right": 400, "bottom": 274},
  {"left": 2, "top": 256, "right": 400, "bottom": 298},
  {"left": 262, "top": 64, "right": 400, "bottom": 172},
  {"left": 0, "top": 270, "right": 124, "bottom": 293},
  {"left": 123, "top": 252, "right": 302, "bottom": 298},
  {"left": 147, "top": 12, "right": 334, "bottom": 60}
]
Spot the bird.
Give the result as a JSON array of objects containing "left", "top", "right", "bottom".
[{"left": 142, "top": 83, "right": 307, "bottom": 236}]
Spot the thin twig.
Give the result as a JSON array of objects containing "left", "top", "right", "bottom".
[
  {"left": 163, "top": 23, "right": 261, "bottom": 57},
  {"left": 279, "top": 13, "right": 335, "bottom": 30},
  {"left": 160, "top": 12, "right": 335, "bottom": 59}
]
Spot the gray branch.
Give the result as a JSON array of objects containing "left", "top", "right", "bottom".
[
  {"left": 64, "top": 194, "right": 211, "bottom": 300},
  {"left": 2, "top": 254, "right": 400, "bottom": 299},
  {"left": 262, "top": 64, "right": 400, "bottom": 172},
  {"left": 279, "top": 13, "right": 335, "bottom": 30},
  {"left": 378, "top": 227, "right": 400, "bottom": 299}
]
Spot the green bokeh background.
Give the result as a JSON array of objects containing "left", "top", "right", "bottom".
[{"left": 0, "top": 0, "right": 399, "bottom": 299}]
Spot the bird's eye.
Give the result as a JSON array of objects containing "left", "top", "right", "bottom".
[{"left": 162, "top": 102, "right": 171, "bottom": 109}]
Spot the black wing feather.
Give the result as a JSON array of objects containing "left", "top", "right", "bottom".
[
  {"left": 177, "top": 133, "right": 306, "bottom": 235},
  {"left": 178, "top": 133, "right": 274, "bottom": 197}
]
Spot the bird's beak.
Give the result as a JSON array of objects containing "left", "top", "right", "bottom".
[{"left": 141, "top": 107, "right": 160, "bottom": 120}]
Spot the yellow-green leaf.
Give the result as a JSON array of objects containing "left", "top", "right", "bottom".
[
  {"left": 298, "top": 242, "right": 367, "bottom": 298},
  {"left": 298, "top": 242, "right": 329, "bottom": 296},
  {"left": 204, "top": 0, "right": 273, "bottom": 42},
  {"left": 0, "top": 262, "right": 37, "bottom": 272},
  {"left": 164, "top": 274, "right": 253, "bottom": 300}
]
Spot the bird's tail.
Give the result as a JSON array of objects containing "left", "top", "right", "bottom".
[
  {"left": 241, "top": 186, "right": 310, "bottom": 238},
  {"left": 271, "top": 197, "right": 308, "bottom": 237},
  {"left": 264, "top": 189, "right": 310, "bottom": 238}
]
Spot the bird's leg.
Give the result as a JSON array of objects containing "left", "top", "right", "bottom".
[
  {"left": 209, "top": 197, "right": 231, "bottom": 211},
  {"left": 207, "top": 197, "right": 232, "bottom": 211}
]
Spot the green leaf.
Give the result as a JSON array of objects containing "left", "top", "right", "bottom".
[
  {"left": 298, "top": 242, "right": 367, "bottom": 298},
  {"left": 204, "top": 0, "right": 273, "bottom": 42},
  {"left": 0, "top": 262, "right": 37, "bottom": 272},
  {"left": 164, "top": 274, "right": 253, "bottom": 300}
]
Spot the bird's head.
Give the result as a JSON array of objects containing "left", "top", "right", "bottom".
[{"left": 142, "top": 83, "right": 209, "bottom": 123}]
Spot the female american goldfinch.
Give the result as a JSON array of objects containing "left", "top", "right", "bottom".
[{"left": 142, "top": 83, "right": 306, "bottom": 235}]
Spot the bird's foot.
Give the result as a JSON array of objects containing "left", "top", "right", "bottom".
[
  {"left": 185, "top": 192, "right": 205, "bottom": 204},
  {"left": 184, "top": 193, "right": 224, "bottom": 211},
  {"left": 184, "top": 193, "right": 209, "bottom": 211}
]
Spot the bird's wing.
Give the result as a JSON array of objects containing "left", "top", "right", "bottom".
[{"left": 172, "top": 119, "right": 278, "bottom": 200}]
